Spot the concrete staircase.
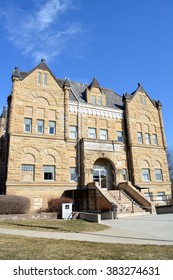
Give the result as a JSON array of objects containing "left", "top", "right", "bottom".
[{"left": 101, "top": 189, "right": 150, "bottom": 217}]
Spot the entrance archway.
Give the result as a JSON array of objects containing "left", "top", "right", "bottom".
[{"left": 93, "top": 158, "right": 115, "bottom": 190}]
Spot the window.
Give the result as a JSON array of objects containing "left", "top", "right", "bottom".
[
  {"left": 70, "top": 126, "right": 77, "bottom": 139},
  {"left": 24, "top": 118, "right": 32, "bottom": 133},
  {"left": 122, "top": 168, "right": 127, "bottom": 181},
  {"left": 49, "top": 121, "right": 56, "bottom": 135},
  {"left": 137, "top": 132, "right": 143, "bottom": 144},
  {"left": 143, "top": 96, "right": 147, "bottom": 105},
  {"left": 98, "top": 97, "right": 102, "bottom": 106},
  {"left": 140, "top": 94, "right": 147, "bottom": 105},
  {"left": 70, "top": 167, "right": 77, "bottom": 182},
  {"left": 43, "top": 165, "right": 55, "bottom": 181},
  {"left": 157, "top": 191, "right": 165, "bottom": 201},
  {"left": 144, "top": 192, "right": 153, "bottom": 200},
  {"left": 91, "top": 96, "right": 96, "bottom": 104},
  {"left": 88, "top": 127, "right": 96, "bottom": 139},
  {"left": 37, "top": 120, "right": 44, "bottom": 134},
  {"left": 142, "top": 168, "right": 151, "bottom": 181},
  {"left": 117, "top": 131, "right": 123, "bottom": 142},
  {"left": 155, "top": 169, "right": 163, "bottom": 181},
  {"left": 21, "top": 164, "right": 35, "bottom": 181},
  {"left": 145, "top": 133, "right": 150, "bottom": 144},
  {"left": 100, "top": 129, "right": 108, "bottom": 140},
  {"left": 152, "top": 134, "right": 158, "bottom": 145},
  {"left": 37, "top": 72, "right": 41, "bottom": 85},
  {"left": 43, "top": 73, "right": 47, "bottom": 86}
]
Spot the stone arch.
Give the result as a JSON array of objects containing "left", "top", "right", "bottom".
[
  {"left": 154, "top": 156, "right": 165, "bottom": 168},
  {"left": 137, "top": 155, "right": 152, "bottom": 168},
  {"left": 26, "top": 91, "right": 57, "bottom": 106},
  {"left": 21, "top": 153, "right": 35, "bottom": 163},
  {"left": 135, "top": 110, "right": 155, "bottom": 123},
  {"left": 40, "top": 148, "right": 61, "bottom": 164},
  {"left": 14, "top": 146, "right": 40, "bottom": 163},
  {"left": 141, "top": 160, "right": 149, "bottom": 168}
]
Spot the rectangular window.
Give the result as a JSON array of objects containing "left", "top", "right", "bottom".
[
  {"left": 37, "top": 119, "right": 44, "bottom": 134},
  {"left": 137, "top": 132, "right": 143, "bottom": 144},
  {"left": 100, "top": 129, "right": 108, "bottom": 140},
  {"left": 152, "top": 134, "right": 158, "bottom": 145},
  {"left": 70, "top": 126, "right": 77, "bottom": 139},
  {"left": 155, "top": 169, "right": 163, "bottom": 181},
  {"left": 145, "top": 133, "right": 150, "bottom": 144},
  {"left": 43, "top": 73, "right": 47, "bottom": 86},
  {"left": 37, "top": 72, "right": 41, "bottom": 85},
  {"left": 122, "top": 168, "right": 127, "bottom": 181},
  {"left": 43, "top": 165, "right": 55, "bottom": 181},
  {"left": 88, "top": 127, "right": 96, "bottom": 139},
  {"left": 24, "top": 118, "right": 32, "bottom": 133},
  {"left": 98, "top": 97, "right": 102, "bottom": 106},
  {"left": 117, "top": 131, "right": 123, "bottom": 142},
  {"left": 21, "top": 164, "right": 35, "bottom": 181},
  {"left": 144, "top": 192, "right": 153, "bottom": 200},
  {"left": 70, "top": 167, "right": 77, "bottom": 182},
  {"left": 91, "top": 96, "right": 96, "bottom": 104},
  {"left": 143, "top": 96, "right": 147, "bottom": 105},
  {"left": 49, "top": 121, "right": 56, "bottom": 135},
  {"left": 157, "top": 191, "right": 165, "bottom": 201},
  {"left": 142, "top": 168, "right": 151, "bottom": 181}
]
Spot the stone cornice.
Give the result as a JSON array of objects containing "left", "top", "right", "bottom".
[{"left": 69, "top": 102, "right": 123, "bottom": 119}]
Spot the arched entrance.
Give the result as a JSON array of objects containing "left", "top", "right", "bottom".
[{"left": 93, "top": 158, "right": 115, "bottom": 190}]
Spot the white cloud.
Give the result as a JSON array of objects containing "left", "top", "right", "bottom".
[{"left": 1, "top": 0, "right": 84, "bottom": 62}]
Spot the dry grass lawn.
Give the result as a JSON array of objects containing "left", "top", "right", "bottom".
[{"left": 0, "top": 234, "right": 172, "bottom": 260}]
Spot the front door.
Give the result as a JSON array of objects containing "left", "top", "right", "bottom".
[{"left": 93, "top": 166, "right": 107, "bottom": 188}]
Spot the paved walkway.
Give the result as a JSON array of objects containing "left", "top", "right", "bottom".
[{"left": 0, "top": 214, "right": 173, "bottom": 245}]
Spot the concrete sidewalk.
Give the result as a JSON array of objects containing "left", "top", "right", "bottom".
[{"left": 0, "top": 214, "right": 173, "bottom": 245}]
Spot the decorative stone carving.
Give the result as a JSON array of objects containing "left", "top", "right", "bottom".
[{"left": 69, "top": 104, "right": 123, "bottom": 119}]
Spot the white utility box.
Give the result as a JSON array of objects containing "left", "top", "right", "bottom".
[{"left": 62, "top": 203, "right": 72, "bottom": 219}]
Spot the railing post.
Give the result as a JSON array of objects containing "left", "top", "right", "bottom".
[{"left": 132, "top": 202, "right": 134, "bottom": 213}]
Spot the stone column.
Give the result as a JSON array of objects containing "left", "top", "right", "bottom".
[{"left": 157, "top": 101, "right": 166, "bottom": 150}]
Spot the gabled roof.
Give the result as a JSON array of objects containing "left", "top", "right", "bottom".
[
  {"left": 123, "top": 83, "right": 158, "bottom": 107},
  {"left": 88, "top": 77, "right": 102, "bottom": 92}
]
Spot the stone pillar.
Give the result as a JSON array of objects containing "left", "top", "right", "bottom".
[
  {"left": 124, "top": 95, "right": 135, "bottom": 185},
  {"left": 157, "top": 101, "right": 166, "bottom": 150}
]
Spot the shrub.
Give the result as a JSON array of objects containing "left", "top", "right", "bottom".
[
  {"left": 0, "top": 195, "right": 30, "bottom": 214},
  {"left": 47, "top": 197, "right": 73, "bottom": 218}
]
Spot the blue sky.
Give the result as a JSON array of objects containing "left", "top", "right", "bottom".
[{"left": 0, "top": 0, "right": 172, "bottom": 147}]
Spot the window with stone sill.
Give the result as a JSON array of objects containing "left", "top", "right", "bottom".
[
  {"left": 24, "top": 118, "right": 32, "bottom": 133},
  {"left": 117, "top": 131, "right": 123, "bottom": 142},
  {"left": 88, "top": 127, "right": 96, "bottom": 139},
  {"left": 100, "top": 129, "right": 108, "bottom": 140},
  {"left": 43, "top": 165, "right": 55, "bottom": 181},
  {"left": 49, "top": 121, "right": 56, "bottom": 135},
  {"left": 155, "top": 169, "right": 163, "bottom": 181},
  {"left": 70, "top": 126, "right": 77, "bottom": 139},
  {"left": 152, "top": 134, "right": 158, "bottom": 145},
  {"left": 37, "top": 119, "right": 44, "bottom": 134},
  {"left": 145, "top": 133, "right": 151, "bottom": 145},
  {"left": 142, "top": 168, "right": 151, "bottom": 181},
  {"left": 137, "top": 132, "right": 143, "bottom": 144},
  {"left": 70, "top": 167, "right": 77, "bottom": 182}
]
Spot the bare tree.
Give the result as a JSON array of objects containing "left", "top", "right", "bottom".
[{"left": 167, "top": 147, "right": 173, "bottom": 180}]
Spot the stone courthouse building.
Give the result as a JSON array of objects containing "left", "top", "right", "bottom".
[{"left": 0, "top": 59, "right": 171, "bottom": 212}]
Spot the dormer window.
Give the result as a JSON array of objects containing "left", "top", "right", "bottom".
[
  {"left": 91, "top": 96, "right": 96, "bottom": 104},
  {"left": 37, "top": 72, "right": 41, "bottom": 85},
  {"left": 43, "top": 73, "right": 47, "bottom": 86},
  {"left": 98, "top": 97, "right": 102, "bottom": 106}
]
